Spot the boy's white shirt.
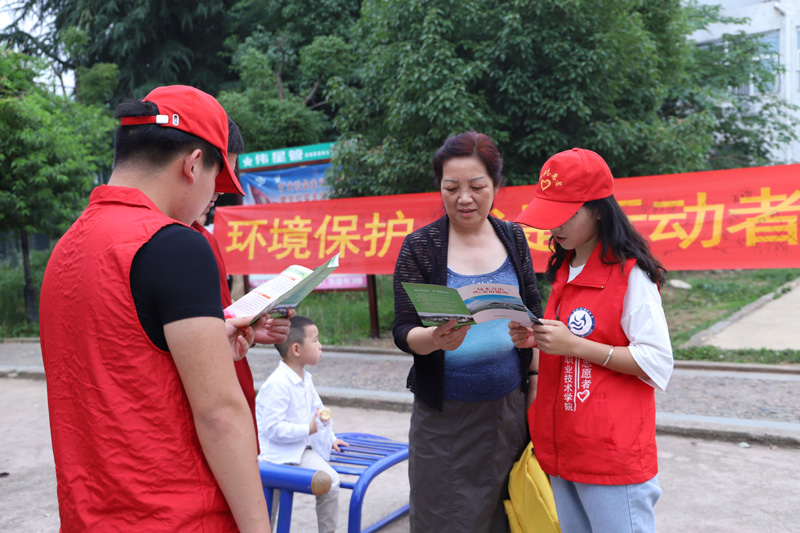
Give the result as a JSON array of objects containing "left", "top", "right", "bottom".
[
  {"left": 256, "top": 360, "right": 337, "bottom": 464},
  {"left": 568, "top": 263, "right": 674, "bottom": 391}
]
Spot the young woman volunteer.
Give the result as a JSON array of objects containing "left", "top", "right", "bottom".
[{"left": 510, "top": 148, "right": 674, "bottom": 533}]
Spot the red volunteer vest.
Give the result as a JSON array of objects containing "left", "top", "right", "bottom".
[
  {"left": 193, "top": 222, "right": 259, "bottom": 448},
  {"left": 530, "top": 243, "right": 658, "bottom": 485},
  {"left": 40, "top": 186, "right": 237, "bottom": 531}
]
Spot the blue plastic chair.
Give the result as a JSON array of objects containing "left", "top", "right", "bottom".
[
  {"left": 259, "top": 432, "right": 409, "bottom": 533},
  {"left": 260, "top": 461, "right": 332, "bottom": 533},
  {"left": 330, "top": 432, "right": 410, "bottom": 533}
]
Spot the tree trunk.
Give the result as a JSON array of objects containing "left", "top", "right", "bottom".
[
  {"left": 20, "top": 228, "right": 39, "bottom": 324},
  {"left": 277, "top": 71, "right": 284, "bottom": 101},
  {"left": 276, "top": 37, "right": 286, "bottom": 101},
  {"left": 73, "top": 64, "right": 81, "bottom": 104},
  {"left": 304, "top": 77, "right": 322, "bottom": 106}
]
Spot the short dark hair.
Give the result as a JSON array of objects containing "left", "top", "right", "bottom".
[
  {"left": 228, "top": 117, "right": 244, "bottom": 155},
  {"left": 432, "top": 131, "right": 505, "bottom": 189},
  {"left": 113, "top": 99, "right": 223, "bottom": 171},
  {"left": 275, "top": 315, "right": 317, "bottom": 359}
]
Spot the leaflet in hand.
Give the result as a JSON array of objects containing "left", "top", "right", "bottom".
[
  {"left": 401, "top": 282, "right": 542, "bottom": 327},
  {"left": 225, "top": 254, "right": 340, "bottom": 325}
]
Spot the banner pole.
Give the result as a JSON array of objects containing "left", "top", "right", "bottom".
[{"left": 367, "top": 275, "right": 380, "bottom": 338}]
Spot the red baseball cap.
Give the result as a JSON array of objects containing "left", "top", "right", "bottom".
[
  {"left": 119, "top": 85, "right": 244, "bottom": 195},
  {"left": 515, "top": 148, "right": 614, "bottom": 229}
]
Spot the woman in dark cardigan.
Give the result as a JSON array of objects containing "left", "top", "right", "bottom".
[{"left": 393, "top": 131, "right": 542, "bottom": 532}]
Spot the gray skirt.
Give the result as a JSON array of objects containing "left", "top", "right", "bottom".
[{"left": 408, "top": 389, "right": 528, "bottom": 533}]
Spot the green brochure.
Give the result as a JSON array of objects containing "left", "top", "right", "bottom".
[{"left": 402, "top": 282, "right": 542, "bottom": 328}]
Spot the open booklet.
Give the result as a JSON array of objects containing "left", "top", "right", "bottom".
[
  {"left": 402, "top": 282, "right": 543, "bottom": 328},
  {"left": 225, "top": 253, "right": 340, "bottom": 325}
]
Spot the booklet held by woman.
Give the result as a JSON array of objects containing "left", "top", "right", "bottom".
[
  {"left": 225, "top": 254, "right": 340, "bottom": 325},
  {"left": 402, "top": 282, "right": 542, "bottom": 328}
]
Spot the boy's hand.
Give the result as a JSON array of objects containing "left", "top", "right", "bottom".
[
  {"left": 309, "top": 409, "right": 320, "bottom": 435},
  {"left": 332, "top": 438, "right": 348, "bottom": 452},
  {"left": 318, "top": 407, "right": 332, "bottom": 428}
]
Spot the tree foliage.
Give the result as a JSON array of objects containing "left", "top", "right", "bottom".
[
  {"left": 217, "top": 0, "right": 359, "bottom": 151},
  {"left": 216, "top": 40, "right": 330, "bottom": 152},
  {"left": 2, "top": 0, "right": 236, "bottom": 101},
  {"left": 327, "top": 0, "right": 501, "bottom": 196},
  {"left": 327, "top": 0, "right": 798, "bottom": 197},
  {"left": 674, "top": 2, "right": 796, "bottom": 170},
  {"left": 1, "top": 0, "right": 797, "bottom": 199},
  {"left": 59, "top": 26, "right": 119, "bottom": 106},
  {"left": 0, "top": 47, "right": 114, "bottom": 321},
  {"left": 227, "top": 0, "right": 360, "bottom": 104}
]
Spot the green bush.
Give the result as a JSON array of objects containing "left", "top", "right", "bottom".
[
  {"left": 0, "top": 263, "right": 26, "bottom": 326},
  {"left": 3, "top": 246, "right": 798, "bottom": 367},
  {"left": 674, "top": 345, "right": 800, "bottom": 365},
  {"left": 0, "top": 246, "right": 51, "bottom": 337},
  {"left": 298, "top": 275, "right": 395, "bottom": 345}
]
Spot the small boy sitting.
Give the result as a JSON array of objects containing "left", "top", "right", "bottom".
[{"left": 256, "top": 315, "right": 347, "bottom": 533}]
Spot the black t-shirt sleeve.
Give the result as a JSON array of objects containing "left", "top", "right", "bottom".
[{"left": 130, "top": 224, "right": 224, "bottom": 351}]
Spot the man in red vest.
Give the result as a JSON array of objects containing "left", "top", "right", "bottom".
[
  {"left": 193, "top": 117, "right": 293, "bottom": 448},
  {"left": 40, "top": 85, "right": 270, "bottom": 532}
]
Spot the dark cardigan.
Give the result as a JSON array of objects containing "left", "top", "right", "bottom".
[{"left": 392, "top": 215, "right": 543, "bottom": 411}]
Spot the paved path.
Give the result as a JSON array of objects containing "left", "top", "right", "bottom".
[
  {"left": 4, "top": 329, "right": 800, "bottom": 447},
  {"left": 2, "top": 278, "right": 799, "bottom": 531},
  {"left": 4, "top": 342, "right": 799, "bottom": 446},
  {"left": 2, "top": 378, "right": 799, "bottom": 533},
  {"left": 245, "top": 347, "right": 800, "bottom": 447},
  {"left": 686, "top": 276, "right": 800, "bottom": 350}
]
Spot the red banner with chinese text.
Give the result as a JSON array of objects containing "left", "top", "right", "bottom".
[{"left": 215, "top": 163, "right": 800, "bottom": 275}]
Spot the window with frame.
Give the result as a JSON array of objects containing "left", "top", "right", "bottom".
[
  {"left": 757, "top": 31, "right": 781, "bottom": 94},
  {"left": 698, "top": 32, "right": 781, "bottom": 96},
  {"left": 732, "top": 31, "right": 781, "bottom": 95}
]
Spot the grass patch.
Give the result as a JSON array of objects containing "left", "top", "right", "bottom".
[
  {"left": 674, "top": 345, "right": 800, "bottom": 365},
  {"left": 0, "top": 246, "right": 49, "bottom": 338},
  {"left": 3, "top": 256, "right": 798, "bottom": 366},
  {"left": 660, "top": 268, "right": 799, "bottom": 347},
  {"left": 301, "top": 268, "right": 800, "bottom": 366},
  {"left": 298, "top": 274, "right": 396, "bottom": 347}
]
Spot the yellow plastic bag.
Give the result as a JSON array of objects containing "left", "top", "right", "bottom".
[{"left": 504, "top": 441, "right": 561, "bottom": 533}]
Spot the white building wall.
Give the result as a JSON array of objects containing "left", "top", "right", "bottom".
[{"left": 691, "top": 0, "right": 800, "bottom": 164}]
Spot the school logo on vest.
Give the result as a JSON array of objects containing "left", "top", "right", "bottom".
[{"left": 568, "top": 307, "right": 594, "bottom": 337}]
